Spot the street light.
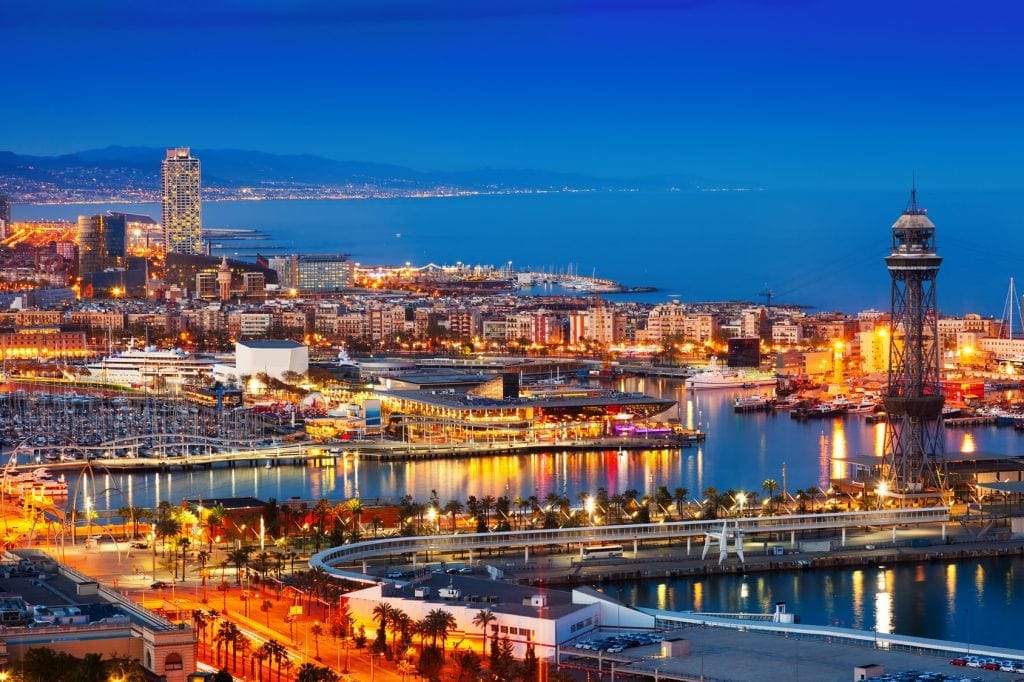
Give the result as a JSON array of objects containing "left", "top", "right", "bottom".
[
  {"left": 736, "top": 492, "right": 747, "bottom": 518},
  {"left": 427, "top": 506, "right": 438, "bottom": 534},
  {"left": 584, "top": 495, "right": 595, "bottom": 525}
]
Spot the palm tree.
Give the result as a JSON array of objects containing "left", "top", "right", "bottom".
[
  {"left": 312, "top": 498, "right": 332, "bottom": 551},
  {"left": 310, "top": 620, "right": 324, "bottom": 660},
  {"left": 371, "top": 601, "right": 394, "bottom": 652},
  {"left": 623, "top": 488, "right": 641, "bottom": 516},
  {"left": 266, "top": 638, "right": 288, "bottom": 682},
  {"left": 673, "top": 487, "right": 689, "bottom": 519},
  {"left": 480, "top": 494, "right": 496, "bottom": 530},
  {"left": 346, "top": 497, "right": 364, "bottom": 534},
  {"left": 281, "top": 658, "right": 295, "bottom": 682},
  {"left": 224, "top": 621, "right": 242, "bottom": 670},
  {"left": 118, "top": 504, "right": 144, "bottom": 538},
  {"left": 455, "top": 650, "right": 483, "bottom": 682},
  {"left": 702, "top": 486, "right": 720, "bottom": 520},
  {"left": 192, "top": 609, "right": 210, "bottom": 650},
  {"left": 256, "top": 642, "right": 274, "bottom": 682},
  {"left": 513, "top": 495, "right": 528, "bottom": 529},
  {"left": 443, "top": 499, "right": 464, "bottom": 533},
  {"left": 296, "top": 662, "right": 340, "bottom": 682},
  {"left": 609, "top": 493, "right": 626, "bottom": 523},
  {"left": 235, "top": 635, "right": 252, "bottom": 677},
  {"left": 424, "top": 608, "right": 456, "bottom": 659},
  {"left": 805, "top": 486, "right": 822, "bottom": 511},
  {"left": 227, "top": 546, "right": 252, "bottom": 585},
  {"left": 214, "top": 620, "right": 233, "bottom": 666},
  {"left": 388, "top": 607, "right": 409, "bottom": 657},
  {"left": 205, "top": 504, "right": 226, "bottom": 550},
  {"left": 762, "top": 478, "right": 779, "bottom": 511},
  {"left": 655, "top": 485, "right": 673, "bottom": 519},
  {"left": 472, "top": 608, "right": 495, "bottom": 652}
]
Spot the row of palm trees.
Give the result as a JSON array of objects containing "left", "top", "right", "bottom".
[
  {"left": 369, "top": 602, "right": 573, "bottom": 682},
  {"left": 193, "top": 608, "right": 295, "bottom": 682},
  {"left": 119, "top": 480, "right": 837, "bottom": 588}
]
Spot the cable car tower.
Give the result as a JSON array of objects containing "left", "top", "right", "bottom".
[{"left": 882, "top": 186, "right": 947, "bottom": 496}]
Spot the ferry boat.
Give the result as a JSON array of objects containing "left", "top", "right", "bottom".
[
  {"left": 685, "top": 357, "right": 777, "bottom": 390},
  {"left": 81, "top": 344, "right": 218, "bottom": 389}
]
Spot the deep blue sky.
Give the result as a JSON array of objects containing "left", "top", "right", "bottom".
[{"left": 4, "top": 0, "right": 1023, "bottom": 189}]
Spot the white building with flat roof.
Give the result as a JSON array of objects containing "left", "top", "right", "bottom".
[
  {"left": 214, "top": 339, "right": 308, "bottom": 386},
  {"left": 342, "top": 575, "right": 653, "bottom": 660}
]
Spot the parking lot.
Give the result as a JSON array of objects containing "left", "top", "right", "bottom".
[{"left": 559, "top": 625, "right": 1020, "bottom": 682}]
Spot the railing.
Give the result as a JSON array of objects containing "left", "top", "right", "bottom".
[
  {"left": 644, "top": 609, "right": 1024, "bottom": 661},
  {"left": 310, "top": 507, "right": 950, "bottom": 575}
]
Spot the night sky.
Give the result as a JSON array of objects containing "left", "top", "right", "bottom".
[{"left": 4, "top": 0, "right": 1023, "bottom": 189}]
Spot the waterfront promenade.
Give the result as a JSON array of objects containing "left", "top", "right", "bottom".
[
  {"left": 5, "top": 432, "right": 701, "bottom": 474},
  {"left": 309, "top": 507, "right": 950, "bottom": 576}
]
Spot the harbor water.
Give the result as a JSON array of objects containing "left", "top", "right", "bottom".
[
  {"left": 55, "top": 379, "right": 1024, "bottom": 650},
  {"left": 72, "top": 378, "right": 1024, "bottom": 512}
]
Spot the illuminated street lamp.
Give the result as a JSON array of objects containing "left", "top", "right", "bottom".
[
  {"left": 876, "top": 482, "right": 888, "bottom": 510},
  {"left": 426, "top": 506, "right": 438, "bottom": 534}
]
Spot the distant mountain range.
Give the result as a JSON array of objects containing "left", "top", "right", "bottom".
[{"left": 0, "top": 146, "right": 711, "bottom": 203}]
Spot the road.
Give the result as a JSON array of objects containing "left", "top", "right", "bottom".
[{"left": 44, "top": 536, "right": 421, "bottom": 682}]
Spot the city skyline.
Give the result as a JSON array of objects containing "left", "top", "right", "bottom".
[{"left": 3, "top": 1, "right": 1024, "bottom": 191}]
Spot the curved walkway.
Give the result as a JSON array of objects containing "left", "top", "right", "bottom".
[{"left": 309, "top": 507, "right": 950, "bottom": 581}]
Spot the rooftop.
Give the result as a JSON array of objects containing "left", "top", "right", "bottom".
[
  {"left": 236, "top": 339, "right": 305, "bottom": 349},
  {"left": 381, "top": 387, "right": 675, "bottom": 412}
]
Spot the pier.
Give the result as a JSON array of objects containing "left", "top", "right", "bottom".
[{"left": 4, "top": 433, "right": 705, "bottom": 475}]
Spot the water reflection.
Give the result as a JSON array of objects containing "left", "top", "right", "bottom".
[
  {"left": 69, "top": 378, "right": 1024, "bottom": 513},
  {"left": 606, "top": 556, "right": 1024, "bottom": 649}
]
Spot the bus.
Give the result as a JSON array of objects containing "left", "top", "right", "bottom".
[{"left": 581, "top": 544, "right": 624, "bottom": 559}]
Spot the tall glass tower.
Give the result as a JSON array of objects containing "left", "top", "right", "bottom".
[{"left": 161, "top": 147, "right": 202, "bottom": 255}]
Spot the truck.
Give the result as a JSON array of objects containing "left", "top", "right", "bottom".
[{"left": 438, "top": 587, "right": 462, "bottom": 600}]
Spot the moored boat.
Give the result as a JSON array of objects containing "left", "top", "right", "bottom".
[{"left": 686, "top": 357, "right": 776, "bottom": 390}]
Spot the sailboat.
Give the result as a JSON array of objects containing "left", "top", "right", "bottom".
[{"left": 995, "top": 277, "right": 1024, "bottom": 364}]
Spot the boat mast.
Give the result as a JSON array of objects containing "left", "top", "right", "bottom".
[{"left": 1001, "top": 277, "right": 1022, "bottom": 340}]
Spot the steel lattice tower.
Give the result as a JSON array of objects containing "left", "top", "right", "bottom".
[{"left": 882, "top": 188, "right": 946, "bottom": 494}]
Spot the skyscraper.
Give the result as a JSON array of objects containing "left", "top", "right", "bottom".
[
  {"left": 102, "top": 212, "right": 127, "bottom": 265},
  {"left": 0, "top": 194, "right": 11, "bottom": 240},
  {"left": 77, "top": 215, "right": 103, "bottom": 280},
  {"left": 161, "top": 147, "right": 202, "bottom": 255}
]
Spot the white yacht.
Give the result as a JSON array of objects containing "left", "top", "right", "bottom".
[
  {"left": 685, "top": 357, "right": 776, "bottom": 390},
  {"left": 82, "top": 345, "right": 218, "bottom": 389}
]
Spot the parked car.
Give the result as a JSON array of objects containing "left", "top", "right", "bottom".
[{"left": 150, "top": 581, "right": 170, "bottom": 589}]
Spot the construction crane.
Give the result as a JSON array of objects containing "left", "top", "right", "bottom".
[{"left": 759, "top": 285, "right": 774, "bottom": 314}]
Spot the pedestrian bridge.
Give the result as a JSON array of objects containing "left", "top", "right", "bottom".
[{"left": 310, "top": 506, "right": 950, "bottom": 581}]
